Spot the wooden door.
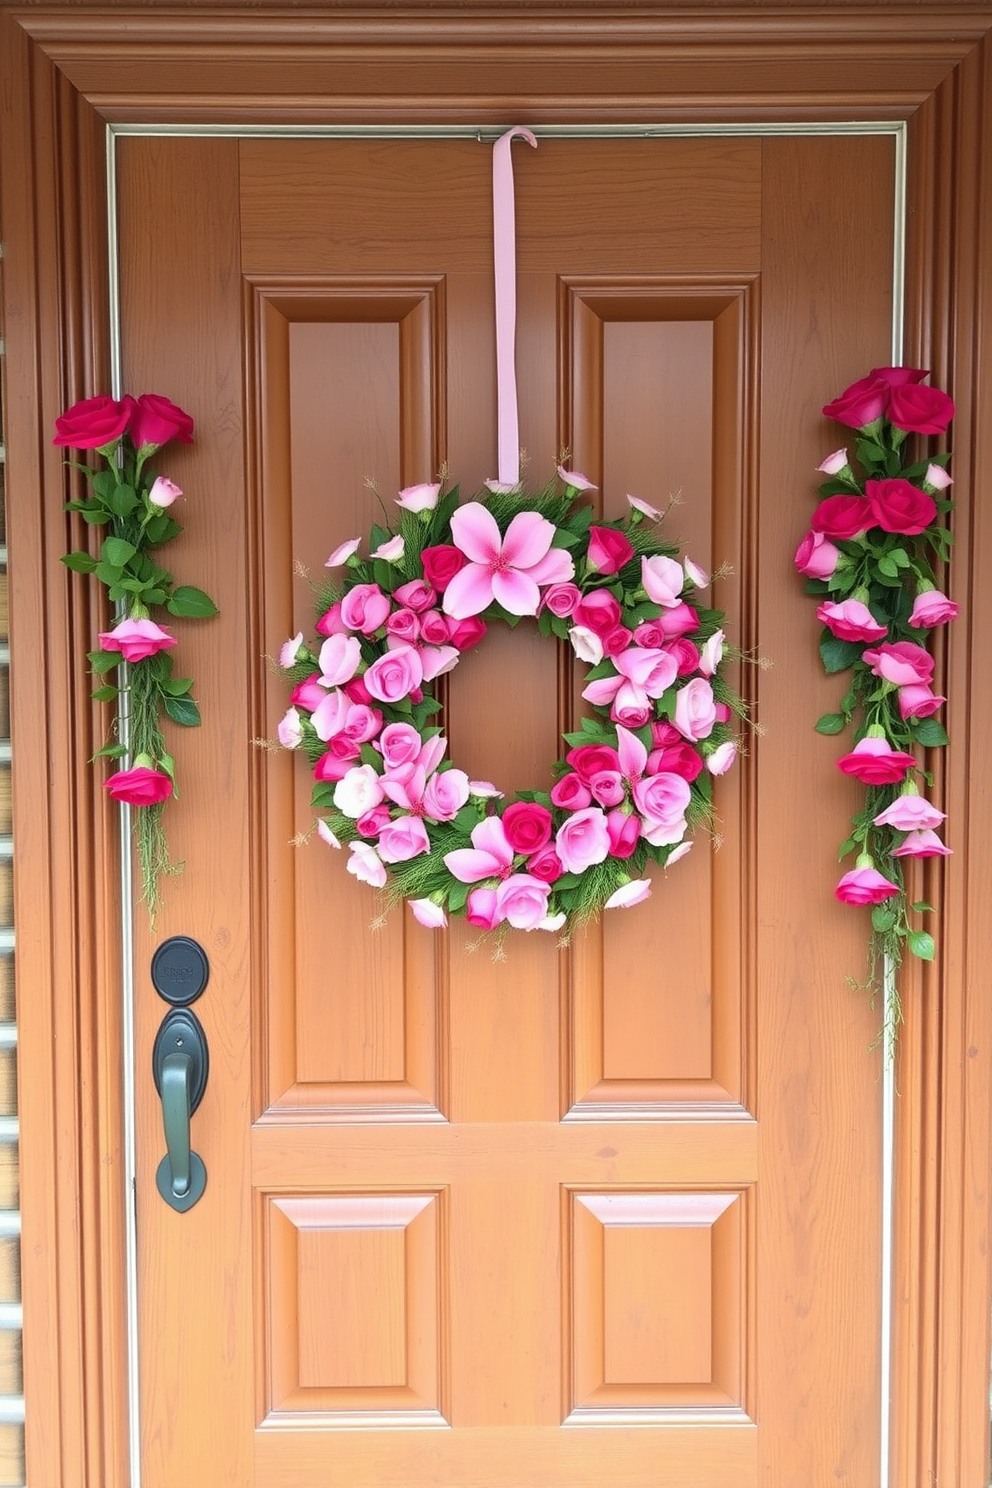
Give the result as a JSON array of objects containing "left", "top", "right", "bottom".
[{"left": 118, "top": 131, "right": 894, "bottom": 1486}]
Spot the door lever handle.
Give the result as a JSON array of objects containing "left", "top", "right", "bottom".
[{"left": 152, "top": 1008, "right": 208, "bottom": 1212}]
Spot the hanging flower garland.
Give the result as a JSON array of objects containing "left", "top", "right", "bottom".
[
  {"left": 278, "top": 471, "right": 743, "bottom": 934},
  {"left": 796, "top": 366, "right": 955, "bottom": 1035},
  {"left": 56, "top": 393, "right": 218, "bottom": 916}
]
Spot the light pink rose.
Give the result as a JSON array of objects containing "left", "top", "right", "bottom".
[
  {"left": 420, "top": 645, "right": 460, "bottom": 681},
  {"left": 891, "top": 829, "right": 952, "bottom": 858},
  {"left": 698, "top": 629, "right": 726, "bottom": 676},
  {"left": 346, "top": 841, "right": 387, "bottom": 888},
  {"left": 817, "top": 447, "right": 850, "bottom": 475},
  {"left": 604, "top": 878, "right": 653, "bottom": 909},
  {"left": 466, "top": 887, "right": 502, "bottom": 930},
  {"left": 364, "top": 644, "right": 424, "bottom": 703},
  {"left": 409, "top": 898, "right": 448, "bottom": 928},
  {"left": 862, "top": 641, "right": 934, "bottom": 687},
  {"left": 794, "top": 529, "right": 842, "bottom": 579},
  {"left": 873, "top": 793, "right": 945, "bottom": 831},
  {"left": 318, "top": 633, "right": 362, "bottom": 685},
  {"left": 897, "top": 684, "right": 945, "bottom": 720},
  {"left": 393, "top": 579, "right": 437, "bottom": 613},
  {"left": 656, "top": 603, "right": 699, "bottom": 640},
  {"left": 674, "top": 677, "right": 717, "bottom": 741},
  {"left": 557, "top": 466, "right": 597, "bottom": 491},
  {"left": 148, "top": 476, "right": 182, "bottom": 508},
  {"left": 494, "top": 873, "right": 552, "bottom": 930},
  {"left": 555, "top": 806, "right": 611, "bottom": 874},
  {"left": 615, "top": 645, "right": 679, "bottom": 697},
  {"left": 569, "top": 626, "right": 604, "bottom": 664},
  {"left": 377, "top": 723, "right": 423, "bottom": 770},
  {"left": 816, "top": 599, "right": 888, "bottom": 643},
  {"left": 310, "top": 688, "right": 351, "bottom": 742},
  {"left": 276, "top": 707, "right": 303, "bottom": 749},
  {"left": 641, "top": 554, "right": 684, "bottom": 608},
  {"left": 396, "top": 482, "right": 442, "bottom": 512},
  {"left": 908, "top": 589, "right": 958, "bottom": 628},
  {"left": 326, "top": 538, "right": 361, "bottom": 568},
  {"left": 279, "top": 632, "right": 305, "bottom": 668},
  {"left": 343, "top": 704, "right": 383, "bottom": 744},
  {"left": 589, "top": 770, "right": 625, "bottom": 808},
  {"left": 341, "top": 584, "right": 391, "bottom": 635},
  {"left": 377, "top": 815, "right": 431, "bottom": 862},
  {"left": 423, "top": 769, "right": 470, "bottom": 822},
  {"left": 333, "top": 764, "right": 386, "bottom": 818},
  {"left": 706, "top": 740, "right": 737, "bottom": 775},
  {"left": 924, "top": 463, "right": 953, "bottom": 492},
  {"left": 372, "top": 534, "right": 405, "bottom": 563},
  {"left": 627, "top": 493, "right": 662, "bottom": 521},
  {"left": 633, "top": 772, "right": 692, "bottom": 836}
]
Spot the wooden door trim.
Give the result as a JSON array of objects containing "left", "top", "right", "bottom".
[{"left": 1, "top": 9, "right": 990, "bottom": 1487}]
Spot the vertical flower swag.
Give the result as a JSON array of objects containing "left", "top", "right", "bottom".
[
  {"left": 56, "top": 394, "right": 219, "bottom": 919},
  {"left": 796, "top": 367, "right": 955, "bottom": 1043}
]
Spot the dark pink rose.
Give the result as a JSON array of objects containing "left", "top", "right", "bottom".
[
  {"left": 356, "top": 805, "right": 391, "bottom": 837},
  {"left": 714, "top": 703, "right": 732, "bottom": 723},
  {"left": 633, "top": 620, "right": 666, "bottom": 649},
  {"left": 816, "top": 599, "right": 887, "bottom": 643},
  {"left": 794, "top": 529, "right": 841, "bottom": 579},
  {"left": 419, "top": 610, "right": 451, "bottom": 645},
  {"left": 897, "top": 684, "right": 945, "bottom": 720},
  {"left": 393, "top": 579, "right": 437, "bottom": 613},
  {"left": 501, "top": 801, "right": 553, "bottom": 854},
  {"left": 822, "top": 375, "right": 889, "bottom": 429},
  {"left": 526, "top": 844, "right": 564, "bottom": 883},
  {"left": 542, "top": 583, "right": 581, "bottom": 617},
  {"left": 862, "top": 641, "right": 934, "bottom": 687},
  {"left": 589, "top": 770, "right": 625, "bottom": 808},
  {"left": 313, "top": 751, "right": 353, "bottom": 783},
  {"left": 573, "top": 590, "right": 622, "bottom": 638},
  {"left": 651, "top": 721, "right": 681, "bottom": 747},
  {"left": 292, "top": 675, "right": 326, "bottom": 711},
  {"left": 447, "top": 616, "right": 487, "bottom": 651},
  {"left": 54, "top": 394, "right": 134, "bottom": 449},
  {"left": 566, "top": 744, "right": 621, "bottom": 783},
  {"left": 130, "top": 393, "right": 194, "bottom": 449},
  {"left": 835, "top": 866, "right": 900, "bottom": 904},
  {"left": 887, "top": 382, "right": 955, "bottom": 435},
  {"left": 602, "top": 626, "right": 633, "bottom": 657},
  {"left": 656, "top": 603, "right": 699, "bottom": 640},
  {"left": 421, "top": 545, "right": 467, "bottom": 591},
  {"left": 345, "top": 675, "right": 373, "bottom": 705},
  {"left": 326, "top": 734, "right": 361, "bottom": 763},
  {"left": 386, "top": 608, "right": 421, "bottom": 642},
  {"left": 606, "top": 809, "right": 640, "bottom": 858},
  {"left": 908, "top": 589, "right": 958, "bottom": 628},
  {"left": 866, "top": 478, "right": 937, "bottom": 535},
  {"left": 665, "top": 638, "right": 701, "bottom": 676},
  {"left": 870, "top": 365, "right": 928, "bottom": 388},
  {"left": 587, "top": 526, "right": 635, "bottom": 575},
  {"left": 837, "top": 735, "right": 916, "bottom": 785},
  {"left": 647, "top": 742, "right": 704, "bottom": 782},
  {"left": 103, "top": 764, "right": 173, "bottom": 805},
  {"left": 550, "top": 773, "right": 592, "bottom": 810},
  {"left": 316, "top": 603, "right": 347, "bottom": 637},
  {"left": 811, "top": 494, "right": 871, "bottom": 540},
  {"left": 466, "top": 887, "right": 501, "bottom": 930}
]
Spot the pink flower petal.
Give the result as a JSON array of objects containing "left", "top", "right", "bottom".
[
  {"left": 557, "top": 465, "right": 597, "bottom": 492},
  {"left": 450, "top": 502, "right": 501, "bottom": 564},
  {"left": 325, "top": 538, "right": 361, "bottom": 567},
  {"left": 443, "top": 847, "right": 506, "bottom": 884},
  {"left": 500, "top": 510, "right": 555, "bottom": 569},
  {"left": 441, "top": 562, "right": 495, "bottom": 619},
  {"left": 582, "top": 675, "right": 623, "bottom": 706},
  {"left": 491, "top": 567, "right": 541, "bottom": 616},
  {"left": 525, "top": 546, "right": 576, "bottom": 586},
  {"left": 604, "top": 878, "right": 652, "bottom": 909},
  {"left": 409, "top": 898, "right": 447, "bottom": 928},
  {"left": 615, "top": 725, "right": 648, "bottom": 782},
  {"left": 421, "top": 645, "right": 461, "bottom": 680}
]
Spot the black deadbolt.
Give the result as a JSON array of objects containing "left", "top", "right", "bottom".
[{"left": 151, "top": 935, "right": 210, "bottom": 1006}]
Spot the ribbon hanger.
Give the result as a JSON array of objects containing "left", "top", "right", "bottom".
[{"left": 488, "top": 126, "right": 538, "bottom": 491}]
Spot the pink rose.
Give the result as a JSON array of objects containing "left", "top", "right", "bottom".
[
  {"left": 494, "top": 873, "right": 552, "bottom": 931},
  {"left": 318, "top": 633, "right": 361, "bottom": 685},
  {"left": 887, "top": 382, "right": 955, "bottom": 435},
  {"left": 501, "top": 801, "right": 553, "bottom": 854},
  {"left": 862, "top": 641, "right": 934, "bottom": 687},
  {"left": 667, "top": 638, "right": 701, "bottom": 676},
  {"left": 651, "top": 721, "right": 681, "bottom": 747},
  {"left": 315, "top": 603, "right": 347, "bottom": 637},
  {"left": 706, "top": 740, "right": 738, "bottom": 776},
  {"left": 648, "top": 742, "right": 704, "bottom": 782},
  {"left": 589, "top": 770, "right": 625, "bottom": 808},
  {"left": 606, "top": 809, "right": 640, "bottom": 858},
  {"left": 908, "top": 589, "right": 958, "bottom": 628},
  {"left": 341, "top": 584, "right": 390, "bottom": 635},
  {"left": 870, "top": 365, "right": 929, "bottom": 388},
  {"left": 674, "top": 677, "right": 717, "bottom": 741},
  {"left": 345, "top": 675, "right": 373, "bottom": 705},
  {"left": 356, "top": 805, "right": 391, "bottom": 837},
  {"left": 396, "top": 482, "right": 441, "bottom": 512},
  {"left": 103, "top": 763, "right": 173, "bottom": 805},
  {"left": 423, "top": 769, "right": 470, "bottom": 822},
  {"left": 633, "top": 620, "right": 666, "bottom": 649},
  {"left": 447, "top": 617, "right": 487, "bottom": 650},
  {"left": 54, "top": 393, "right": 134, "bottom": 449},
  {"left": 817, "top": 448, "right": 850, "bottom": 475},
  {"left": 656, "top": 603, "right": 699, "bottom": 640},
  {"left": 587, "top": 526, "right": 634, "bottom": 575},
  {"left": 550, "top": 773, "right": 592, "bottom": 810},
  {"left": 835, "top": 866, "right": 900, "bottom": 904},
  {"left": 924, "top": 463, "right": 953, "bottom": 492},
  {"left": 310, "top": 688, "right": 350, "bottom": 742},
  {"left": 148, "top": 476, "right": 182, "bottom": 508},
  {"left": 542, "top": 583, "right": 581, "bottom": 617},
  {"left": 98, "top": 617, "right": 177, "bottom": 663},
  {"left": 313, "top": 751, "right": 352, "bottom": 783},
  {"left": 897, "top": 684, "right": 945, "bottom": 720},
  {"left": 794, "top": 530, "right": 842, "bottom": 579},
  {"left": 866, "top": 478, "right": 937, "bottom": 536},
  {"left": 466, "top": 887, "right": 502, "bottom": 930},
  {"left": 377, "top": 815, "right": 431, "bottom": 863},
  {"left": 526, "top": 845, "right": 564, "bottom": 883},
  {"left": 393, "top": 579, "right": 437, "bottom": 613},
  {"left": 566, "top": 744, "right": 621, "bottom": 783},
  {"left": 386, "top": 608, "right": 421, "bottom": 643},
  {"left": 714, "top": 703, "right": 732, "bottom": 723},
  {"left": 419, "top": 610, "right": 451, "bottom": 645},
  {"left": 873, "top": 794, "right": 945, "bottom": 831},
  {"left": 378, "top": 723, "right": 423, "bottom": 770},
  {"left": 573, "top": 590, "right": 622, "bottom": 638},
  {"left": 555, "top": 807, "right": 611, "bottom": 873},
  {"left": 602, "top": 626, "right": 633, "bottom": 658},
  {"left": 325, "top": 539, "right": 361, "bottom": 569},
  {"left": 130, "top": 393, "right": 194, "bottom": 449},
  {"left": 611, "top": 695, "right": 653, "bottom": 730},
  {"left": 891, "top": 830, "right": 952, "bottom": 858},
  {"left": 325, "top": 734, "right": 361, "bottom": 764},
  {"left": 343, "top": 704, "right": 383, "bottom": 744},
  {"left": 810, "top": 494, "right": 871, "bottom": 540},
  {"left": 822, "top": 374, "right": 889, "bottom": 429},
  {"left": 409, "top": 899, "right": 448, "bottom": 929},
  {"left": 364, "top": 644, "right": 423, "bottom": 703},
  {"left": 421, "top": 545, "right": 467, "bottom": 591},
  {"left": 837, "top": 735, "right": 916, "bottom": 785},
  {"left": 333, "top": 764, "right": 386, "bottom": 818},
  {"left": 641, "top": 555, "right": 684, "bottom": 608},
  {"left": 347, "top": 841, "right": 387, "bottom": 888},
  {"left": 276, "top": 707, "right": 303, "bottom": 749},
  {"left": 816, "top": 598, "right": 888, "bottom": 643},
  {"left": 632, "top": 772, "right": 692, "bottom": 834}
]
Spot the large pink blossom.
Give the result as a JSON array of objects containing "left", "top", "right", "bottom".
[
  {"left": 835, "top": 866, "right": 899, "bottom": 904},
  {"left": 891, "top": 829, "right": 952, "bottom": 858},
  {"left": 442, "top": 503, "right": 574, "bottom": 619},
  {"left": 873, "top": 793, "right": 945, "bottom": 831},
  {"left": 377, "top": 815, "right": 431, "bottom": 863},
  {"left": 555, "top": 807, "right": 611, "bottom": 873},
  {"left": 632, "top": 773, "right": 691, "bottom": 845},
  {"left": 493, "top": 874, "right": 552, "bottom": 930},
  {"left": 861, "top": 641, "right": 934, "bottom": 687},
  {"left": 444, "top": 816, "right": 515, "bottom": 883},
  {"left": 318, "top": 633, "right": 362, "bottom": 685},
  {"left": 99, "top": 617, "right": 177, "bottom": 663},
  {"left": 423, "top": 769, "right": 470, "bottom": 822}
]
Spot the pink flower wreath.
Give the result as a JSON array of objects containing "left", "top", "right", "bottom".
[{"left": 277, "top": 470, "right": 742, "bottom": 933}]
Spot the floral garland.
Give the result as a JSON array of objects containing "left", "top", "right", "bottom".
[
  {"left": 56, "top": 393, "right": 218, "bottom": 916},
  {"left": 278, "top": 470, "right": 743, "bottom": 934},
  {"left": 796, "top": 366, "right": 955, "bottom": 1037}
]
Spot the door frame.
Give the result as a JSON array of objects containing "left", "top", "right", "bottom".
[{"left": 1, "top": 7, "right": 990, "bottom": 1486}]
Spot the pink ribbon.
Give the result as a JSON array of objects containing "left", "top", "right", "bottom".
[{"left": 490, "top": 127, "right": 538, "bottom": 489}]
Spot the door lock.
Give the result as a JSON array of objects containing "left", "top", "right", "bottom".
[{"left": 152, "top": 1008, "right": 209, "bottom": 1212}]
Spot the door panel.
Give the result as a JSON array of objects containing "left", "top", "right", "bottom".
[{"left": 118, "top": 131, "right": 892, "bottom": 1486}]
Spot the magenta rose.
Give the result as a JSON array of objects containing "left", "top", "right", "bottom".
[
  {"left": 501, "top": 801, "right": 553, "bottom": 854},
  {"left": 589, "top": 770, "right": 625, "bottom": 808},
  {"left": 555, "top": 806, "right": 611, "bottom": 874},
  {"left": 835, "top": 866, "right": 900, "bottom": 905},
  {"left": 837, "top": 735, "right": 916, "bottom": 785},
  {"left": 810, "top": 494, "right": 871, "bottom": 540},
  {"left": 908, "top": 589, "right": 958, "bottom": 628},
  {"left": 291, "top": 675, "right": 326, "bottom": 711},
  {"left": 665, "top": 638, "right": 701, "bottom": 676},
  {"left": 130, "top": 393, "right": 194, "bottom": 449},
  {"left": 587, "top": 526, "right": 635, "bottom": 575},
  {"left": 651, "top": 721, "right": 681, "bottom": 747},
  {"left": 364, "top": 645, "right": 423, "bottom": 703},
  {"left": 822, "top": 374, "right": 890, "bottom": 429},
  {"left": 542, "top": 583, "right": 581, "bottom": 617},
  {"left": 870, "top": 365, "right": 928, "bottom": 388},
  {"left": 345, "top": 675, "right": 373, "bottom": 705},
  {"left": 313, "top": 751, "right": 352, "bottom": 783},
  {"left": 602, "top": 626, "right": 633, "bottom": 658},
  {"left": 816, "top": 598, "right": 887, "bottom": 643},
  {"left": 866, "top": 478, "right": 937, "bottom": 536},
  {"left": 54, "top": 394, "right": 134, "bottom": 449},
  {"left": 421, "top": 545, "right": 467, "bottom": 592},
  {"left": 341, "top": 584, "right": 391, "bottom": 635},
  {"left": 566, "top": 744, "right": 621, "bottom": 784},
  {"left": 573, "top": 590, "right": 623, "bottom": 638},
  {"left": 447, "top": 617, "right": 487, "bottom": 651},
  {"left": 794, "top": 530, "right": 842, "bottom": 579},
  {"left": 466, "top": 887, "right": 502, "bottom": 930},
  {"left": 647, "top": 742, "right": 704, "bottom": 782},
  {"left": 897, "top": 684, "right": 945, "bottom": 720},
  {"left": 325, "top": 734, "right": 362, "bottom": 765},
  {"left": 606, "top": 809, "right": 640, "bottom": 858},
  {"left": 632, "top": 620, "right": 666, "bottom": 649},
  {"left": 550, "top": 773, "right": 592, "bottom": 810},
  {"left": 493, "top": 874, "right": 552, "bottom": 931},
  {"left": 861, "top": 641, "right": 934, "bottom": 687},
  {"left": 316, "top": 602, "right": 347, "bottom": 637},
  {"left": 356, "top": 804, "right": 392, "bottom": 837},
  {"left": 887, "top": 382, "right": 955, "bottom": 435},
  {"left": 98, "top": 617, "right": 177, "bottom": 662},
  {"left": 526, "top": 844, "right": 564, "bottom": 883},
  {"left": 103, "top": 764, "right": 173, "bottom": 805}
]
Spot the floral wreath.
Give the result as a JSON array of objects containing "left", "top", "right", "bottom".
[
  {"left": 796, "top": 365, "right": 955, "bottom": 1041},
  {"left": 278, "top": 469, "right": 743, "bottom": 934}
]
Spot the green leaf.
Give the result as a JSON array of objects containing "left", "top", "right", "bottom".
[
  {"left": 107, "top": 484, "right": 138, "bottom": 518},
  {"left": 311, "top": 783, "right": 339, "bottom": 809},
  {"left": 910, "top": 718, "right": 949, "bottom": 748},
  {"left": 838, "top": 836, "right": 859, "bottom": 860},
  {"left": 144, "top": 515, "right": 182, "bottom": 545},
  {"left": 814, "top": 713, "right": 847, "bottom": 735},
  {"left": 61, "top": 551, "right": 98, "bottom": 573},
  {"left": 101, "top": 535, "right": 137, "bottom": 568},
  {"left": 818, "top": 633, "right": 863, "bottom": 674},
  {"left": 872, "top": 905, "right": 897, "bottom": 932},
  {"left": 163, "top": 695, "right": 201, "bottom": 727},
  {"left": 888, "top": 547, "right": 910, "bottom": 569},
  {"left": 161, "top": 677, "right": 194, "bottom": 697},
  {"left": 80, "top": 508, "right": 110, "bottom": 526},
  {"left": 95, "top": 560, "right": 124, "bottom": 585},
  {"left": 911, "top": 901, "right": 933, "bottom": 914},
  {"left": 91, "top": 742, "right": 128, "bottom": 760},
  {"left": 166, "top": 585, "right": 219, "bottom": 619},
  {"left": 907, "top": 929, "right": 936, "bottom": 961},
  {"left": 876, "top": 555, "right": 898, "bottom": 578},
  {"left": 87, "top": 650, "right": 120, "bottom": 674},
  {"left": 143, "top": 588, "right": 168, "bottom": 605},
  {"left": 90, "top": 684, "right": 119, "bottom": 703},
  {"left": 856, "top": 440, "right": 887, "bottom": 466}
]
